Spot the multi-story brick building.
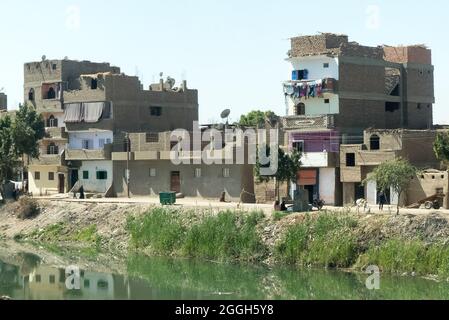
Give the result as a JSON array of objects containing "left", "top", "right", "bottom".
[
  {"left": 24, "top": 59, "right": 120, "bottom": 195},
  {"left": 282, "top": 33, "right": 435, "bottom": 206}
]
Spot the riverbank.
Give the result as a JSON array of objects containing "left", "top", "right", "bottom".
[{"left": 2, "top": 200, "right": 449, "bottom": 278}]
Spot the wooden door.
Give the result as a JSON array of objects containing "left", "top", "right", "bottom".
[
  {"left": 170, "top": 172, "right": 181, "bottom": 193},
  {"left": 58, "top": 174, "right": 65, "bottom": 194}
]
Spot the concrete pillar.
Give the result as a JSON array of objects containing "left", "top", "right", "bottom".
[{"left": 343, "top": 182, "right": 355, "bottom": 206}]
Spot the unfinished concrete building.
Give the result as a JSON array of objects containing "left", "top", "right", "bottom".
[
  {"left": 282, "top": 33, "right": 435, "bottom": 206},
  {"left": 110, "top": 130, "right": 255, "bottom": 202}
]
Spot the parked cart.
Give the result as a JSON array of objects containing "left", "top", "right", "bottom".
[{"left": 406, "top": 193, "right": 445, "bottom": 210}]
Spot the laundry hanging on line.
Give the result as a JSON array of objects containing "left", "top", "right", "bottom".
[{"left": 283, "top": 79, "right": 326, "bottom": 99}]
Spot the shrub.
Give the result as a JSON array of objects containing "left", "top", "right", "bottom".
[{"left": 16, "top": 197, "right": 40, "bottom": 220}]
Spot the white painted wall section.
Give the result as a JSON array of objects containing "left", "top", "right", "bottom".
[
  {"left": 79, "top": 161, "right": 113, "bottom": 193},
  {"left": 319, "top": 168, "right": 336, "bottom": 205},
  {"left": 288, "top": 55, "right": 339, "bottom": 80},
  {"left": 69, "top": 131, "right": 113, "bottom": 150}
]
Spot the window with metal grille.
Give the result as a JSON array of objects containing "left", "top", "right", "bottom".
[{"left": 146, "top": 133, "right": 159, "bottom": 143}]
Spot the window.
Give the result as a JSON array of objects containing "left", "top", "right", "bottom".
[
  {"left": 91, "top": 79, "right": 98, "bottom": 90},
  {"left": 146, "top": 133, "right": 159, "bottom": 143},
  {"left": 370, "top": 135, "right": 380, "bottom": 150},
  {"left": 223, "top": 168, "right": 230, "bottom": 178},
  {"left": 82, "top": 139, "right": 93, "bottom": 150},
  {"left": 84, "top": 279, "right": 90, "bottom": 289},
  {"left": 295, "top": 103, "right": 305, "bottom": 116},
  {"left": 35, "top": 172, "right": 41, "bottom": 180},
  {"left": 49, "top": 275, "right": 56, "bottom": 284},
  {"left": 150, "top": 106, "right": 162, "bottom": 117},
  {"left": 98, "top": 138, "right": 111, "bottom": 148},
  {"left": 324, "top": 99, "right": 330, "bottom": 104},
  {"left": 83, "top": 171, "right": 89, "bottom": 180},
  {"left": 149, "top": 168, "right": 156, "bottom": 177},
  {"left": 52, "top": 64, "right": 57, "bottom": 70},
  {"left": 48, "top": 143, "right": 59, "bottom": 155},
  {"left": 48, "top": 115, "right": 58, "bottom": 128},
  {"left": 46, "top": 87, "right": 56, "bottom": 99},
  {"left": 48, "top": 172, "right": 55, "bottom": 181},
  {"left": 323, "top": 63, "right": 329, "bottom": 68},
  {"left": 35, "top": 275, "right": 41, "bottom": 283},
  {"left": 28, "top": 88, "right": 35, "bottom": 101},
  {"left": 195, "top": 168, "right": 202, "bottom": 178},
  {"left": 346, "top": 153, "right": 356, "bottom": 167},
  {"left": 96, "top": 171, "right": 108, "bottom": 180},
  {"left": 293, "top": 141, "right": 304, "bottom": 153},
  {"left": 385, "top": 102, "right": 400, "bottom": 112}
]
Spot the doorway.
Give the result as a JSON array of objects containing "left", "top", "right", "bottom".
[
  {"left": 170, "top": 171, "right": 181, "bottom": 193},
  {"left": 70, "top": 170, "right": 79, "bottom": 190},
  {"left": 58, "top": 174, "right": 65, "bottom": 194},
  {"left": 355, "top": 183, "right": 365, "bottom": 201},
  {"left": 304, "top": 185, "right": 315, "bottom": 204}
]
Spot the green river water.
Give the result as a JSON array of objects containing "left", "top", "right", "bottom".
[{"left": 1, "top": 245, "right": 449, "bottom": 300}]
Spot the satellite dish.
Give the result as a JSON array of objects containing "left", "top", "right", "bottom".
[
  {"left": 42, "top": 55, "right": 47, "bottom": 61},
  {"left": 221, "top": 109, "right": 231, "bottom": 119}
]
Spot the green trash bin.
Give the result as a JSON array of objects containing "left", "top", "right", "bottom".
[{"left": 159, "top": 192, "right": 176, "bottom": 205}]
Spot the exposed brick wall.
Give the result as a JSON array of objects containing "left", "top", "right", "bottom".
[
  {"left": 384, "top": 46, "right": 432, "bottom": 64},
  {"left": 336, "top": 99, "right": 390, "bottom": 131},
  {"left": 290, "top": 34, "right": 347, "bottom": 57},
  {"left": 339, "top": 63, "right": 385, "bottom": 94}
]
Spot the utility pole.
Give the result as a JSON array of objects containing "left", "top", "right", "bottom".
[{"left": 126, "top": 132, "right": 131, "bottom": 198}]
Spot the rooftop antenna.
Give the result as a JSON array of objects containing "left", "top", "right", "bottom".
[{"left": 220, "top": 109, "right": 231, "bottom": 127}]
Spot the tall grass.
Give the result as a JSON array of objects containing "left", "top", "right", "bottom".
[
  {"left": 275, "top": 213, "right": 359, "bottom": 268},
  {"left": 127, "top": 208, "right": 185, "bottom": 254},
  {"left": 357, "top": 240, "right": 449, "bottom": 276},
  {"left": 127, "top": 208, "right": 267, "bottom": 262}
]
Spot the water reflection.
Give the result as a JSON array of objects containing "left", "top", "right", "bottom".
[{"left": 1, "top": 251, "right": 449, "bottom": 300}]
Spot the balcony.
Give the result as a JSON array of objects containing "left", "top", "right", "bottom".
[
  {"left": 300, "top": 152, "right": 338, "bottom": 168},
  {"left": 66, "top": 144, "right": 112, "bottom": 161},
  {"left": 44, "top": 127, "right": 68, "bottom": 139},
  {"left": 30, "top": 154, "right": 63, "bottom": 166},
  {"left": 282, "top": 115, "right": 335, "bottom": 131}
]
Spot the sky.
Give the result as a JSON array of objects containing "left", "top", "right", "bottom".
[{"left": 0, "top": 0, "right": 447, "bottom": 124}]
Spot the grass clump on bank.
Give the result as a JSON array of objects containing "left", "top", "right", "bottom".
[
  {"left": 127, "top": 208, "right": 267, "bottom": 263},
  {"left": 275, "top": 213, "right": 359, "bottom": 268},
  {"left": 357, "top": 239, "right": 449, "bottom": 277},
  {"left": 127, "top": 207, "right": 185, "bottom": 254}
]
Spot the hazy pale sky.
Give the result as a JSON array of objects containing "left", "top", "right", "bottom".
[{"left": 0, "top": 0, "right": 447, "bottom": 124}]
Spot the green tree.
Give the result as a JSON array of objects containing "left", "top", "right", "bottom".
[
  {"left": 364, "top": 158, "right": 416, "bottom": 215},
  {"left": 0, "top": 115, "right": 19, "bottom": 199},
  {"left": 238, "top": 110, "right": 278, "bottom": 128},
  {"left": 255, "top": 145, "right": 301, "bottom": 201},
  {"left": 434, "top": 131, "right": 449, "bottom": 167},
  {"left": 11, "top": 103, "right": 45, "bottom": 184}
]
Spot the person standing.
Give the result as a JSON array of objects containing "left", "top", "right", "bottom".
[{"left": 378, "top": 191, "right": 386, "bottom": 211}]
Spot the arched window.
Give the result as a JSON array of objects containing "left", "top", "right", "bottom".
[
  {"left": 47, "top": 87, "right": 56, "bottom": 99},
  {"left": 370, "top": 134, "right": 380, "bottom": 150},
  {"left": 28, "top": 88, "right": 35, "bottom": 101},
  {"left": 47, "top": 115, "right": 58, "bottom": 128}
]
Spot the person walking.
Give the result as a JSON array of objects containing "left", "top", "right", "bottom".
[{"left": 378, "top": 191, "right": 386, "bottom": 211}]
